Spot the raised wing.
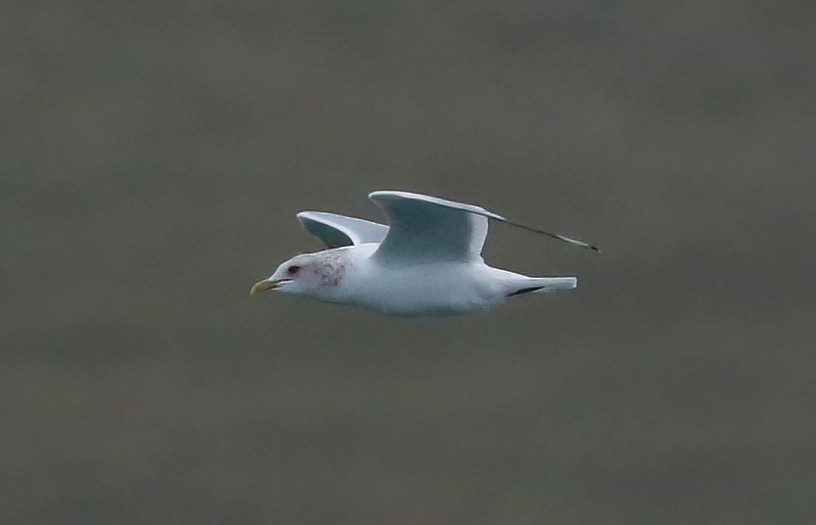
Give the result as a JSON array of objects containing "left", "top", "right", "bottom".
[
  {"left": 297, "top": 211, "right": 388, "bottom": 248},
  {"left": 369, "top": 191, "right": 505, "bottom": 265}
]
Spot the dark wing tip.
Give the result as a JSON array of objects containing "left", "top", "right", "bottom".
[{"left": 506, "top": 286, "right": 546, "bottom": 297}]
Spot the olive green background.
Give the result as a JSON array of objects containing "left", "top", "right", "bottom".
[{"left": 3, "top": 1, "right": 815, "bottom": 523}]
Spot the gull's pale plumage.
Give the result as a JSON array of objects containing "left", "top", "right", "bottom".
[{"left": 251, "top": 191, "right": 595, "bottom": 316}]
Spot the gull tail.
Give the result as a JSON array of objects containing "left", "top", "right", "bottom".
[{"left": 506, "top": 276, "right": 577, "bottom": 297}]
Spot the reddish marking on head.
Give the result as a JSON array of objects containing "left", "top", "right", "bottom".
[{"left": 314, "top": 253, "right": 347, "bottom": 286}]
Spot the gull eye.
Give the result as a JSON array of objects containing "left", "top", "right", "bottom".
[{"left": 287, "top": 265, "right": 301, "bottom": 276}]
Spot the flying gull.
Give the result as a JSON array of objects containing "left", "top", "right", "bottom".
[{"left": 250, "top": 190, "right": 598, "bottom": 316}]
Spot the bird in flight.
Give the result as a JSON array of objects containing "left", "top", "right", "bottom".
[{"left": 251, "top": 190, "right": 598, "bottom": 316}]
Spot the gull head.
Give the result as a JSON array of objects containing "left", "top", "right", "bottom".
[{"left": 250, "top": 250, "right": 349, "bottom": 299}]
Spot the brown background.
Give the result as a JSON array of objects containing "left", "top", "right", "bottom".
[{"left": 3, "top": 1, "right": 815, "bottom": 523}]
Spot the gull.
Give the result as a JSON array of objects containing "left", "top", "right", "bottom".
[{"left": 250, "top": 190, "right": 598, "bottom": 316}]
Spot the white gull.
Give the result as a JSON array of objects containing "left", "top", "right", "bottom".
[{"left": 250, "top": 190, "right": 598, "bottom": 316}]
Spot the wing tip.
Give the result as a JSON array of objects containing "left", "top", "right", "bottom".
[{"left": 296, "top": 211, "right": 331, "bottom": 230}]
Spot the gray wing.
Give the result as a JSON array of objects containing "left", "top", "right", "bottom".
[
  {"left": 368, "top": 191, "right": 505, "bottom": 265},
  {"left": 297, "top": 211, "right": 388, "bottom": 248}
]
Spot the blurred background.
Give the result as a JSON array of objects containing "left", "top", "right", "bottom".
[{"left": 3, "top": 1, "right": 815, "bottom": 523}]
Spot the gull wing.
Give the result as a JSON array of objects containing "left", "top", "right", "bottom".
[
  {"left": 368, "top": 191, "right": 505, "bottom": 265},
  {"left": 297, "top": 211, "right": 388, "bottom": 248}
]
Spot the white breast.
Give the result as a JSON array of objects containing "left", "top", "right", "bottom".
[{"left": 339, "top": 249, "right": 504, "bottom": 315}]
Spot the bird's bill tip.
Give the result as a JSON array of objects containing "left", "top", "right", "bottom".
[{"left": 250, "top": 278, "right": 287, "bottom": 295}]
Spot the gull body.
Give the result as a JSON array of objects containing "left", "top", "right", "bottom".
[{"left": 251, "top": 191, "right": 593, "bottom": 316}]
